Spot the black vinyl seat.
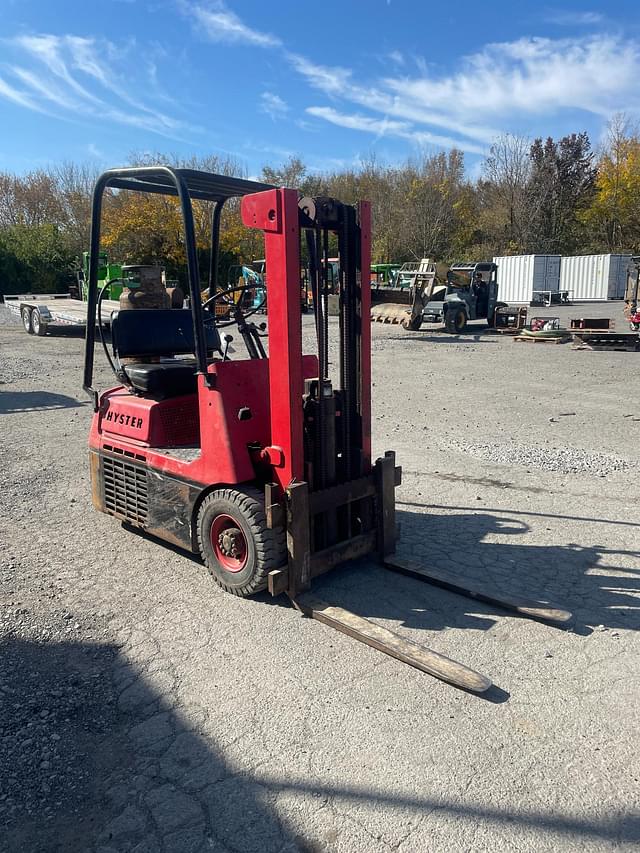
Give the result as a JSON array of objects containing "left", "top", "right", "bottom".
[
  {"left": 110, "top": 309, "right": 221, "bottom": 398},
  {"left": 121, "top": 361, "right": 199, "bottom": 398}
]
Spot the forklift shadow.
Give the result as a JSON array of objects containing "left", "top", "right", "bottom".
[
  {"left": 389, "top": 505, "right": 640, "bottom": 634},
  {"left": 5, "top": 638, "right": 636, "bottom": 850},
  {"left": 0, "top": 389, "right": 86, "bottom": 413},
  {"left": 2, "top": 636, "right": 310, "bottom": 853},
  {"left": 307, "top": 506, "right": 625, "bottom": 641}
]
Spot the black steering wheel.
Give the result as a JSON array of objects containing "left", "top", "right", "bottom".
[{"left": 202, "top": 283, "right": 266, "bottom": 328}]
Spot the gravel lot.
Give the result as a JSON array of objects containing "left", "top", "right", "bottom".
[{"left": 1, "top": 300, "right": 639, "bottom": 852}]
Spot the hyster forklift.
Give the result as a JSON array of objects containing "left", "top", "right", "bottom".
[{"left": 84, "top": 167, "right": 571, "bottom": 693}]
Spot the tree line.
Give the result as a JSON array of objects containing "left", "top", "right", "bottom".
[{"left": 1, "top": 115, "right": 639, "bottom": 297}]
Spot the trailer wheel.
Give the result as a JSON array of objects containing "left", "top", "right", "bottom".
[
  {"left": 31, "top": 308, "right": 47, "bottom": 337},
  {"left": 21, "top": 307, "right": 33, "bottom": 334},
  {"left": 197, "top": 487, "right": 286, "bottom": 597},
  {"left": 445, "top": 308, "right": 467, "bottom": 334}
]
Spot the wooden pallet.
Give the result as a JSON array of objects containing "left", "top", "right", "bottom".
[
  {"left": 513, "top": 334, "right": 571, "bottom": 344},
  {"left": 572, "top": 341, "right": 639, "bottom": 352},
  {"left": 571, "top": 332, "right": 639, "bottom": 352}
]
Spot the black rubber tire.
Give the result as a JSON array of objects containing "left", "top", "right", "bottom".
[
  {"left": 402, "top": 313, "right": 423, "bottom": 331},
  {"left": 21, "top": 307, "right": 33, "bottom": 334},
  {"left": 445, "top": 308, "right": 467, "bottom": 334},
  {"left": 32, "top": 308, "right": 47, "bottom": 336},
  {"left": 197, "top": 486, "right": 286, "bottom": 597}
]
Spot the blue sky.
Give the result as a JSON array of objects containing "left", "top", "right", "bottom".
[{"left": 1, "top": 0, "right": 639, "bottom": 176}]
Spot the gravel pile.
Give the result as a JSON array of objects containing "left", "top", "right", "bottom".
[
  {"left": 0, "top": 304, "right": 22, "bottom": 327},
  {"left": 449, "top": 439, "right": 632, "bottom": 476}
]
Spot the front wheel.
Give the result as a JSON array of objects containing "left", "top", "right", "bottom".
[
  {"left": 445, "top": 308, "right": 467, "bottom": 334},
  {"left": 402, "top": 313, "right": 423, "bottom": 331},
  {"left": 197, "top": 487, "right": 286, "bottom": 596}
]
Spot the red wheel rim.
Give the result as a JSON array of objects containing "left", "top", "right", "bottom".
[{"left": 210, "top": 514, "right": 248, "bottom": 573}]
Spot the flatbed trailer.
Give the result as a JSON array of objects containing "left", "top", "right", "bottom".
[{"left": 5, "top": 294, "right": 121, "bottom": 336}]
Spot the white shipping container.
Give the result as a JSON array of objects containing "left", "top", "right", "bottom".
[
  {"left": 559, "top": 254, "right": 631, "bottom": 300},
  {"left": 492, "top": 255, "right": 561, "bottom": 304}
]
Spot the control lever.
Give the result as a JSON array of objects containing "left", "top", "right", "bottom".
[{"left": 222, "top": 333, "right": 234, "bottom": 360}]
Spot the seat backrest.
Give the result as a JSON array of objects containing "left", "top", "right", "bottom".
[{"left": 111, "top": 309, "right": 221, "bottom": 358}]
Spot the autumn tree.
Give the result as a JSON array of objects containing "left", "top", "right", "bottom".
[
  {"left": 479, "top": 133, "right": 532, "bottom": 253},
  {"left": 398, "top": 149, "right": 470, "bottom": 261},
  {"left": 0, "top": 170, "right": 64, "bottom": 229},
  {"left": 581, "top": 115, "right": 640, "bottom": 252},
  {"left": 49, "top": 161, "right": 98, "bottom": 259}
]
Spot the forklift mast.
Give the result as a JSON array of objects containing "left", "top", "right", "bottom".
[
  {"left": 241, "top": 189, "right": 371, "bottom": 489},
  {"left": 240, "top": 188, "right": 393, "bottom": 598}
]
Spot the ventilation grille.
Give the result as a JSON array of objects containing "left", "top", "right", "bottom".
[
  {"left": 103, "top": 456, "right": 148, "bottom": 524},
  {"left": 157, "top": 403, "right": 200, "bottom": 447},
  {"left": 103, "top": 443, "right": 146, "bottom": 462}
]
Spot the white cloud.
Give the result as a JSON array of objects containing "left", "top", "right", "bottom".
[
  {"left": 306, "top": 106, "right": 486, "bottom": 154},
  {"left": 386, "top": 35, "right": 640, "bottom": 119},
  {"left": 286, "top": 53, "right": 351, "bottom": 96},
  {"left": 0, "top": 33, "right": 195, "bottom": 139},
  {"left": 187, "top": 2, "right": 280, "bottom": 47},
  {"left": 291, "top": 54, "right": 498, "bottom": 145},
  {"left": 179, "top": 3, "right": 640, "bottom": 158},
  {"left": 296, "top": 34, "right": 640, "bottom": 157},
  {"left": 0, "top": 74, "right": 46, "bottom": 112},
  {"left": 260, "top": 91, "right": 288, "bottom": 120},
  {"left": 306, "top": 106, "right": 409, "bottom": 135},
  {"left": 11, "top": 66, "right": 79, "bottom": 109},
  {"left": 87, "top": 142, "right": 105, "bottom": 159},
  {"left": 546, "top": 10, "right": 604, "bottom": 26}
]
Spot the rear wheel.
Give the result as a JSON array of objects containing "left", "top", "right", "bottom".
[
  {"left": 31, "top": 308, "right": 47, "bottom": 336},
  {"left": 21, "top": 307, "right": 33, "bottom": 334},
  {"left": 197, "top": 487, "right": 286, "bottom": 597},
  {"left": 445, "top": 308, "right": 467, "bottom": 334}
]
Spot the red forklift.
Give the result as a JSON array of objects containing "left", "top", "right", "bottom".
[{"left": 84, "top": 167, "right": 571, "bottom": 694}]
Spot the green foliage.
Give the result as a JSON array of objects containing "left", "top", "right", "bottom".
[{"left": 0, "top": 223, "right": 75, "bottom": 297}]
